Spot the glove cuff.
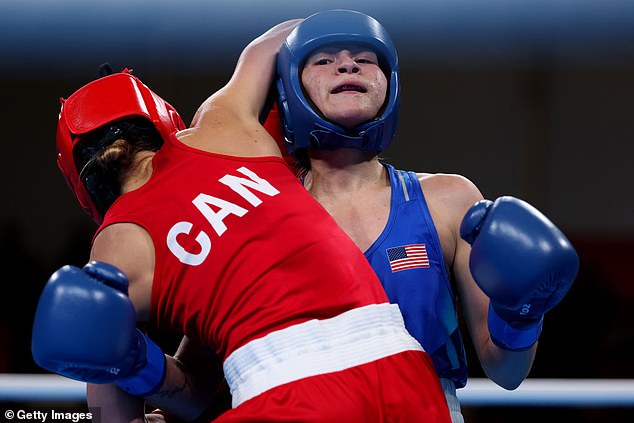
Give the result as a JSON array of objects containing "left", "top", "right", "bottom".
[
  {"left": 488, "top": 303, "right": 543, "bottom": 351},
  {"left": 116, "top": 331, "right": 166, "bottom": 396},
  {"left": 83, "top": 261, "right": 129, "bottom": 293}
]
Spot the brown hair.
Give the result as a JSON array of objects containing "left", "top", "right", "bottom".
[{"left": 74, "top": 117, "right": 163, "bottom": 217}]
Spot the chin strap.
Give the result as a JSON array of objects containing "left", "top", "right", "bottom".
[{"left": 309, "top": 122, "right": 385, "bottom": 151}]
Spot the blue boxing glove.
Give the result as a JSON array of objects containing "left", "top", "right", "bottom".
[
  {"left": 460, "top": 196, "right": 579, "bottom": 351},
  {"left": 31, "top": 261, "right": 165, "bottom": 396}
]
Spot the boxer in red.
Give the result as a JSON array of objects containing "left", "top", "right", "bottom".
[{"left": 31, "top": 20, "right": 451, "bottom": 422}]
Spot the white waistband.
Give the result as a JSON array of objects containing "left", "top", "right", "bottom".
[{"left": 223, "top": 303, "right": 424, "bottom": 407}]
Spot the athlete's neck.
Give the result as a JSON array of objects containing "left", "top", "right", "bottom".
[
  {"left": 305, "top": 150, "right": 386, "bottom": 199},
  {"left": 121, "top": 151, "right": 156, "bottom": 194}
]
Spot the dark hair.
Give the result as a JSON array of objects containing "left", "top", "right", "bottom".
[{"left": 73, "top": 117, "right": 163, "bottom": 217}]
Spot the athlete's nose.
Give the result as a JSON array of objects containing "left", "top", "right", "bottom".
[{"left": 337, "top": 51, "right": 359, "bottom": 74}]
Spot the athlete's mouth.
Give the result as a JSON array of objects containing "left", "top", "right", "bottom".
[{"left": 331, "top": 84, "right": 366, "bottom": 94}]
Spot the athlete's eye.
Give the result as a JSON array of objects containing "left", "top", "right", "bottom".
[{"left": 355, "top": 54, "right": 379, "bottom": 65}]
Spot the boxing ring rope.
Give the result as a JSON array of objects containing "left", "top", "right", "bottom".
[{"left": 1, "top": 375, "right": 633, "bottom": 407}]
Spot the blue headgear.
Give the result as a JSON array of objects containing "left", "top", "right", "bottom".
[{"left": 276, "top": 9, "right": 400, "bottom": 156}]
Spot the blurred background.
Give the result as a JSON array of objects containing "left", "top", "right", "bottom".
[{"left": 1, "top": 0, "right": 633, "bottom": 421}]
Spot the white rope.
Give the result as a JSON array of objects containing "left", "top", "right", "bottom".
[
  {"left": 0, "top": 374, "right": 85, "bottom": 402},
  {"left": 1, "top": 375, "right": 633, "bottom": 407},
  {"left": 457, "top": 378, "right": 634, "bottom": 407}
]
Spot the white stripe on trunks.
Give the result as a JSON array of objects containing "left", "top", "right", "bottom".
[{"left": 223, "top": 302, "right": 424, "bottom": 407}]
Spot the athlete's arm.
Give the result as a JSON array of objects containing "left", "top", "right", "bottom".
[
  {"left": 423, "top": 174, "right": 536, "bottom": 390},
  {"left": 86, "top": 224, "right": 223, "bottom": 422},
  {"left": 86, "top": 336, "right": 223, "bottom": 423},
  {"left": 199, "top": 19, "right": 302, "bottom": 122},
  {"left": 456, "top": 242, "right": 538, "bottom": 390},
  {"left": 443, "top": 180, "right": 538, "bottom": 390},
  {"left": 460, "top": 196, "right": 578, "bottom": 387},
  {"left": 178, "top": 19, "right": 302, "bottom": 158}
]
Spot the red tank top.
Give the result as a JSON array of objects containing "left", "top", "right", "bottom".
[{"left": 99, "top": 134, "right": 388, "bottom": 360}]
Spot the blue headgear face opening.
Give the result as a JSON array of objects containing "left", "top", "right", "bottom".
[{"left": 276, "top": 9, "right": 400, "bottom": 156}]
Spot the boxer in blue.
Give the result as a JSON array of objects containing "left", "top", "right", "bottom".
[{"left": 274, "top": 9, "right": 580, "bottom": 422}]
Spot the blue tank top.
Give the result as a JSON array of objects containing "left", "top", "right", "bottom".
[{"left": 365, "top": 164, "right": 468, "bottom": 388}]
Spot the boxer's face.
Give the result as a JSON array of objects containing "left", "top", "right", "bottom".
[{"left": 301, "top": 46, "right": 387, "bottom": 130}]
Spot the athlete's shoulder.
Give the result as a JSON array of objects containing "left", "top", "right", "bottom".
[
  {"left": 92, "top": 223, "right": 153, "bottom": 271},
  {"left": 417, "top": 172, "right": 478, "bottom": 193},
  {"left": 417, "top": 172, "right": 484, "bottom": 217},
  {"left": 91, "top": 222, "right": 154, "bottom": 320}
]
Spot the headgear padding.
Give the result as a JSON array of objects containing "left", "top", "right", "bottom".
[
  {"left": 276, "top": 9, "right": 400, "bottom": 156},
  {"left": 56, "top": 70, "right": 186, "bottom": 224}
]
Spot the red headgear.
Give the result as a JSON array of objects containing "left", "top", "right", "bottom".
[{"left": 56, "top": 70, "right": 186, "bottom": 224}]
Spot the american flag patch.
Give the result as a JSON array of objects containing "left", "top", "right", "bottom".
[{"left": 386, "top": 244, "right": 430, "bottom": 272}]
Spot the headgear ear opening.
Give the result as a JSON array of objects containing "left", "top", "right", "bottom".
[{"left": 275, "top": 9, "right": 400, "bottom": 156}]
